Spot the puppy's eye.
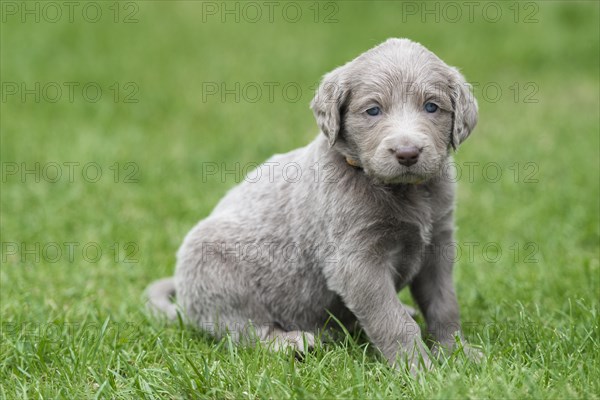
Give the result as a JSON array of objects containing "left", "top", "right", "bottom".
[
  {"left": 366, "top": 106, "right": 381, "bottom": 116},
  {"left": 424, "top": 102, "right": 438, "bottom": 113}
]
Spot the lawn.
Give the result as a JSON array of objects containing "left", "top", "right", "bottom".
[{"left": 1, "top": 1, "right": 599, "bottom": 398}]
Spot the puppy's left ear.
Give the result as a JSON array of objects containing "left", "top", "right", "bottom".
[
  {"left": 450, "top": 68, "right": 478, "bottom": 150},
  {"left": 310, "top": 66, "right": 350, "bottom": 147}
]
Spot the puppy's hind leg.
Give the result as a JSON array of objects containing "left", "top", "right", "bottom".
[
  {"left": 260, "top": 326, "right": 316, "bottom": 354},
  {"left": 201, "top": 318, "right": 315, "bottom": 355}
]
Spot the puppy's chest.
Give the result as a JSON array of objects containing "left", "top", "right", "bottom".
[
  {"left": 383, "top": 186, "right": 435, "bottom": 243},
  {"left": 384, "top": 223, "right": 428, "bottom": 289},
  {"left": 379, "top": 189, "right": 435, "bottom": 288}
]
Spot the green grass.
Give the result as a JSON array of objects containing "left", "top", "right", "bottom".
[{"left": 1, "top": 1, "right": 599, "bottom": 398}]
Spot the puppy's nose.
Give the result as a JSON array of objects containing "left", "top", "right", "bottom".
[{"left": 392, "top": 146, "right": 421, "bottom": 166}]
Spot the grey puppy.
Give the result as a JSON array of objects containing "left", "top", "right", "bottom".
[{"left": 147, "top": 38, "right": 479, "bottom": 373}]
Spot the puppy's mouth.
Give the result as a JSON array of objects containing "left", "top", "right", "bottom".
[
  {"left": 365, "top": 165, "right": 430, "bottom": 185},
  {"left": 383, "top": 170, "right": 428, "bottom": 185}
]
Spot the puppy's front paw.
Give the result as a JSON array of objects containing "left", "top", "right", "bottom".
[
  {"left": 461, "top": 343, "right": 484, "bottom": 362},
  {"left": 394, "top": 343, "right": 434, "bottom": 376},
  {"left": 408, "top": 353, "right": 434, "bottom": 376},
  {"left": 432, "top": 340, "right": 483, "bottom": 362}
]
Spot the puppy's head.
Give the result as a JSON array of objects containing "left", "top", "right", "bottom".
[{"left": 311, "top": 38, "right": 478, "bottom": 184}]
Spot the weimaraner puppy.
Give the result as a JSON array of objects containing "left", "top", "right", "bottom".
[{"left": 147, "top": 38, "right": 480, "bottom": 373}]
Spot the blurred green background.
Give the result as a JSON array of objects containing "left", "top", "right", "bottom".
[{"left": 1, "top": 1, "right": 599, "bottom": 398}]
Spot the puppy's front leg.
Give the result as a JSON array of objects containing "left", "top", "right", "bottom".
[
  {"left": 410, "top": 217, "right": 482, "bottom": 361},
  {"left": 327, "top": 259, "right": 432, "bottom": 373}
]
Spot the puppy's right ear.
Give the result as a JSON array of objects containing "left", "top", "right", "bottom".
[
  {"left": 310, "top": 67, "right": 350, "bottom": 147},
  {"left": 449, "top": 68, "right": 478, "bottom": 150}
]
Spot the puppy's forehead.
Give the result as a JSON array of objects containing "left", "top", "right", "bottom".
[
  {"left": 359, "top": 39, "right": 441, "bottom": 67},
  {"left": 349, "top": 39, "right": 451, "bottom": 91}
]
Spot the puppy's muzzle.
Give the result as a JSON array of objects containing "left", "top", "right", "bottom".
[{"left": 390, "top": 146, "right": 421, "bottom": 167}]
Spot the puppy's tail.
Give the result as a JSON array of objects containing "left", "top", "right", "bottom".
[{"left": 145, "top": 277, "right": 179, "bottom": 321}]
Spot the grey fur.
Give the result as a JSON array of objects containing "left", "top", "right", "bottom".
[
  {"left": 146, "top": 38, "right": 480, "bottom": 373},
  {"left": 146, "top": 277, "right": 178, "bottom": 320}
]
